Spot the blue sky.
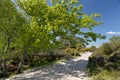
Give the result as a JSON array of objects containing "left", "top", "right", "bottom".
[{"left": 77, "top": 0, "right": 120, "bottom": 47}]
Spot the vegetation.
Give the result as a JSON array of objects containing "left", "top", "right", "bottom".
[
  {"left": 92, "top": 70, "right": 120, "bottom": 80},
  {"left": 0, "top": 0, "right": 105, "bottom": 78},
  {"left": 87, "top": 36, "right": 120, "bottom": 80}
]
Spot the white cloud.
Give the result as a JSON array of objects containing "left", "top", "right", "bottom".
[{"left": 106, "top": 31, "right": 120, "bottom": 35}]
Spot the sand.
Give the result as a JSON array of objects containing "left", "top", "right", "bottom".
[{"left": 7, "top": 52, "right": 92, "bottom": 80}]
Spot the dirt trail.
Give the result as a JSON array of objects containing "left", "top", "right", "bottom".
[{"left": 7, "top": 52, "right": 92, "bottom": 80}]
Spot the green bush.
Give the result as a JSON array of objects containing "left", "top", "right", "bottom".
[
  {"left": 64, "top": 48, "right": 74, "bottom": 56},
  {"left": 64, "top": 48, "right": 80, "bottom": 56},
  {"left": 101, "top": 42, "right": 113, "bottom": 55},
  {"left": 87, "top": 36, "right": 120, "bottom": 78},
  {"left": 80, "top": 46, "right": 97, "bottom": 52},
  {"left": 92, "top": 70, "right": 120, "bottom": 80},
  {"left": 89, "top": 46, "right": 96, "bottom": 52},
  {"left": 110, "top": 36, "right": 120, "bottom": 51},
  {"left": 80, "top": 48, "right": 91, "bottom": 52}
]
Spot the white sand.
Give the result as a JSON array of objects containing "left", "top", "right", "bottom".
[{"left": 7, "top": 52, "right": 92, "bottom": 80}]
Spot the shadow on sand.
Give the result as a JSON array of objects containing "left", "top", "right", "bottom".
[{"left": 14, "top": 58, "right": 88, "bottom": 80}]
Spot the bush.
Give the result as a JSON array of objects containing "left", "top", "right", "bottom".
[
  {"left": 92, "top": 70, "right": 120, "bottom": 80},
  {"left": 105, "top": 62, "right": 120, "bottom": 71},
  {"left": 101, "top": 42, "right": 113, "bottom": 55},
  {"left": 80, "top": 48, "right": 91, "bottom": 52},
  {"left": 87, "top": 36, "right": 120, "bottom": 78},
  {"left": 109, "top": 51, "right": 120, "bottom": 62},
  {"left": 110, "top": 36, "right": 120, "bottom": 51},
  {"left": 91, "top": 42, "right": 113, "bottom": 59},
  {"left": 64, "top": 48, "right": 74, "bottom": 56},
  {"left": 64, "top": 48, "right": 80, "bottom": 56},
  {"left": 89, "top": 46, "right": 96, "bottom": 52}
]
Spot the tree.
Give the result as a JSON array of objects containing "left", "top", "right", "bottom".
[
  {"left": 0, "top": 0, "right": 26, "bottom": 73},
  {"left": 15, "top": 0, "right": 106, "bottom": 70},
  {"left": 17, "top": 0, "right": 105, "bottom": 48}
]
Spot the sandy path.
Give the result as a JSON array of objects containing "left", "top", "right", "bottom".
[{"left": 7, "top": 52, "right": 92, "bottom": 80}]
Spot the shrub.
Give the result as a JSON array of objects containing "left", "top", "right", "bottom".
[
  {"left": 64, "top": 48, "right": 80, "bottom": 56},
  {"left": 89, "top": 46, "right": 96, "bottom": 52},
  {"left": 64, "top": 48, "right": 74, "bottom": 56},
  {"left": 92, "top": 70, "right": 120, "bottom": 80},
  {"left": 91, "top": 48, "right": 103, "bottom": 57},
  {"left": 101, "top": 42, "right": 113, "bottom": 55},
  {"left": 80, "top": 48, "right": 90, "bottom": 52},
  {"left": 109, "top": 51, "right": 120, "bottom": 63},
  {"left": 87, "top": 36, "right": 120, "bottom": 78},
  {"left": 110, "top": 36, "right": 120, "bottom": 51}
]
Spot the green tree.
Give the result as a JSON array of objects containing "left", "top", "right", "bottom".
[
  {"left": 17, "top": 0, "right": 105, "bottom": 48},
  {"left": 16, "top": 0, "right": 106, "bottom": 62},
  {"left": 0, "top": 0, "right": 26, "bottom": 73}
]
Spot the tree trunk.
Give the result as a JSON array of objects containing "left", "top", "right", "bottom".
[
  {"left": 0, "top": 58, "right": 2, "bottom": 77},
  {"left": 3, "top": 59, "right": 7, "bottom": 72},
  {"left": 17, "top": 48, "right": 27, "bottom": 73},
  {"left": 74, "top": 49, "right": 76, "bottom": 56},
  {"left": 0, "top": 57, "right": 2, "bottom": 72},
  {"left": 2, "top": 37, "right": 11, "bottom": 72},
  {"left": 17, "top": 57, "right": 24, "bottom": 73},
  {"left": 7, "top": 36, "right": 10, "bottom": 51}
]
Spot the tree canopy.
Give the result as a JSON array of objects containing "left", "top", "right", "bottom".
[{"left": 17, "top": 0, "right": 105, "bottom": 48}]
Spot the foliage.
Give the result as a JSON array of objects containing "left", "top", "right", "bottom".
[
  {"left": 64, "top": 48, "right": 75, "bottom": 56},
  {"left": 89, "top": 46, "right": 96, "bottom": 52},
  {"left": 80, "top": 48, "right": 91, "bottom": 52},
  {"left": 92, "top": 70, "right": 120, "bottom": 80},
  {"left": 110, "top": 36, "right": 120, "bottom": 52},
  {"left": 0, "top": 0, "right": 26, "bottom": 75},
  {"left": 0, "top": 0, "right": 25, "bottom": 59},
  {"left": 87, "top": 36, "right": 120, "bottom": 79},
  {"left": 79, "top": 46, "right": 96, "bottom": 52},
  {"left": 101, "top": 42, "right": 113, "bottom": 55},
  {"left": 17, "top": 0, "right": 105, "bottom": 48}
]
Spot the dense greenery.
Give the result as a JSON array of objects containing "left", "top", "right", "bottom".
[
  {"left": 87, "top": 36, "right": 120, "bottom": 80},
  {"left": 0, "top": 0, "right": 105, "bottom": 78}
]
